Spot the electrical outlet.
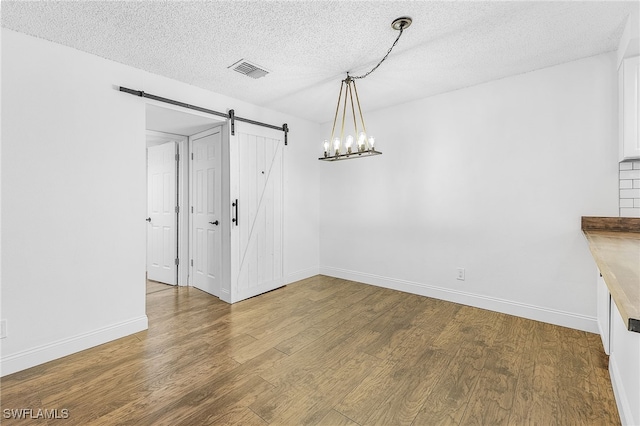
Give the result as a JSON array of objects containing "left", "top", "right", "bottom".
[
  {"left": 0, "top": 320, "right": 7, "bottom": 339},
  {"left": 456, "top": 267, "right": 465, "bottom": 281}
]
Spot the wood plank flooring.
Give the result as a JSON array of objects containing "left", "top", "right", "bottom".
[{"left": 1, "top": 276, "right": 620, "bottom": 425}]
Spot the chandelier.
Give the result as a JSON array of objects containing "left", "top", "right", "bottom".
[{"left": 319, "top": 16, "right": 412, "bottom": 162}]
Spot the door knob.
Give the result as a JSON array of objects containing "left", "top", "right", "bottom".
[
  {"left": 209, "top": 220, "right": 219, "bottom": 226},
  {"left": 145, "top": 217, "right": 151, "bottom": 222}
]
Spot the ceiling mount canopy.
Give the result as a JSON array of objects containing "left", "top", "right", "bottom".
[
  {"left": 391, "top": 16, "right": 413, "bottom": 31},
  {"left": 319, "top": 16, "right": 412, "bottom": 162}
]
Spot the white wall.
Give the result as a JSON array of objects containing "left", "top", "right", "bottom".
[
  {"left": 0, "top": 29, "right": 320, "bottom": 375},
  {"left": 320, "top": 53, "right": 619, "bottom": 332}
]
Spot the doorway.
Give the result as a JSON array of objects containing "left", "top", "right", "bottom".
[{"left": 145, "top": 103, "right": 225, "bottom": 288}]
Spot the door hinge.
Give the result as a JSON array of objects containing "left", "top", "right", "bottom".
[
  {"left": 175, "top": 153, "right": 179, "bottom": 161},
  {"left": 175, "top": 258, "right": 179, "bottom": 266},
  {"left": 190, "top": 259, "right": 193, "bottom": 266},
  {"left": 191, "top": 206, "right": 194, "bottom": 213},
  {"left": 191, "top": 153, "right": 194, "bottom": 160},
  {"left": 175, "top": 206, "right": 179, "bottom": 214}
]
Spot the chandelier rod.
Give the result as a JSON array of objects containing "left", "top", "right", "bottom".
[
  {"left": 347, "top": 81, "right": 359, "bottom": 137},
  {"left": 330, "top": 81, "right": 345, "bottom": 143},
  {"left": 351, "top": 80, "right": 367, "bottom": 135},
  {"left": 340, "top": 80, "right": 349, "bottom": 143}
]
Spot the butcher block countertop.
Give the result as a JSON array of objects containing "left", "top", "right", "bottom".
[{"left": 582, "top": 217, "right": 640, "bottom": 333}]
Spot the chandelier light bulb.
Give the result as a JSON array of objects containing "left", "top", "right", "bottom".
[
  {"left": 368, "top": 136, "right": 375, "bottom": 150},
  {"left": 357, "top": 132, "right": 366, "bottom": 152},
  {"left": 333, "top": 137, "right": 341, "bottom": 155},
  {"left": 345, "top": 135, "right": 354, "bottom": 154},
  {"left": 323, "top": 140, "right": 330, "bottom": 157}
]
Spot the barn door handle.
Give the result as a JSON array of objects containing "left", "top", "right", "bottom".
[
  {"left": 209, "top": 220, "right": 219, "bottom": 226},
  {"left": 232, "top": 199, "right": 238, "bottom": 226},
  {"left": 145, "top": 217, "right": 151, "bottom": 222}
]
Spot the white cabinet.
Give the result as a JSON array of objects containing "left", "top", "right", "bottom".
[
  {"left": 596, "top": 270, "right": 611, "bottom": 354},
  {"left": 609, "top": 302, "right": 640, "bottom": 426},
  {"left": 594, "top": 268, "right": 640, "bottom": 425},
  {"left": 619, "top": 56, "right": 640, "bottom": 161}
]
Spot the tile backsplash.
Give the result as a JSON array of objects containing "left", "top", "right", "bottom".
[{"left": 620, "top": 161, "right": 640, "bottom": 218}]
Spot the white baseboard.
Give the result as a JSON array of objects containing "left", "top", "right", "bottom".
[
  {"left": 597, "top": 321, "right": 610, "bottom": 355},
  {"left": 319, "top": 267, "right": 598, "bottom": 333},
  {"left": 285, "top": 266, "right": 320, "bottom": 285},
  {"left": 0, "top": 316, "right": 148, "bottom": 377}
]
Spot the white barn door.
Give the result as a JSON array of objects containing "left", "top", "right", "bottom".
[{"left": 229, "top": 123, "right": 284, "bottom": 302}]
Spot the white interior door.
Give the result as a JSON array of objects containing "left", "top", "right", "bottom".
[
  {"left": 229, "top": 123, "right": 284, "bottom": 302},
  {"left": 191, "top": 128, "right": 222, "bottom": 296},
  {"left": 147, "top": 141, "right": 177, "bottom": 285}
]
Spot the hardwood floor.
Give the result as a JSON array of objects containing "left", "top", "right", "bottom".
[{"left": 1, "top": 276, "right": 619, "bottom": 425}]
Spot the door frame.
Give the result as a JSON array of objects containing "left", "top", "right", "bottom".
[{"left": 177, "top": 134, "right": 189, "bottom": 286}]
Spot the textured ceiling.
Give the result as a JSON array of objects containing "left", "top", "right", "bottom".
[{"left": 2, "top": 1, "right": 638, "bottom": 124}]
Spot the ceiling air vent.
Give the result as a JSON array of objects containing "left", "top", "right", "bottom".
[{"left": 228, "top": 59, "right": 269, "bottom": 79}]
